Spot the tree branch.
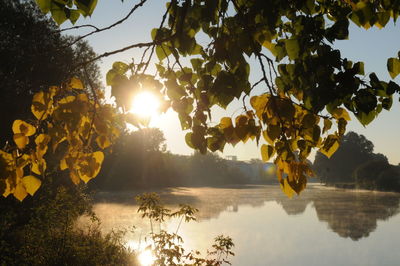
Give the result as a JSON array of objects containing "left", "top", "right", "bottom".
[
  {"left": 59, "top": 24, "right": 100, "bottom": 32},
  {"left": 74, "top": 37, "right": 174, "bottom": 69},
  {"left": 66, "top": 0, "right": 148, "bottom": 47}
]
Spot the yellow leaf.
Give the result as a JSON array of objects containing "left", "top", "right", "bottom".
[
  {"left": 58, "top": 95, "right": 76, "bottom": 105},
  {"left": 16, "top": 154, "right": 30, "bottom": 169},
  {"left": 93, "top": 151, "right": 104, "bottom": 165},
  {"left": 13, "top": 182, "right": 28, "bottom": 201},
  {"left": 2, "top": 178, "right": 13, "bottom": 197},
  {"left": 331, "top": 107, "right": 351, "bottom": 121},
  {"left": 35, "top": 134, "right": 50, "bottom": 146},
  {"left": 78, "top": 151, "right": 104, "bottom": 183},
  {"left": 219, "top": 117, "right": 233, "bottom": 129},
  {"left": 60, "top": 158, "right": 68, "bottom": 170},
  {"left": 96, "top": 135, "right": 111, "bottom": 149},
  {"left": 320, "top": 135, "right": 340, "bottom": 158},
  {"left": 250, "top": 94, "right": 270, "bottom": 120},
  {"left": 322, "top": 118, "right": 332, "bottom": 133},
  {"left": 35, "top": 134, "right": 50, "bottom": 158},
  {"left": 13, "top": 134, "right": 29, "bottom": 149},
  {"left": 12, "top": 120, "right": 36, "bottom": 136},
  {"left": 263, "top": 125, "right": 281, "bottom": 145},
  {"left": 31, "top": 91, "right": 51, "bottom": 120},
  {"left": 32, "top": 159, "right": 46, "bottom": 175},
  {"left": 22, "top": 175, "right": 41, "bottom": 196},
  {"left": 16, "top": 166, "right": 23, "bottom": 179},
  {"left": 261, "top": 144, "right": 275, "bottom": 162},
  {"left": 94, "top": 118, "right": 108, "bottom": 135},
  {"left": 280, "top": 178, "right": 295, "bottom": 198},
  {"left": 70, "top": 170, "right": 81, "bottom": 185},
  {"left": 68, "top": 77, "right": 84, "bottom": 90},
  {"left": 262, "top": 40, "right": 277, "bottom": 56}
]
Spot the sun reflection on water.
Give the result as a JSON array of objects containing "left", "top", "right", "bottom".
[{"left": 126, "top": 240, "right": 156, "bottom": 266}]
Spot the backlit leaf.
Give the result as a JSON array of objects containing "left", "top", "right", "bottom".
[
  {"left": 281, "top": 178, "right": 295, "bottom": 198},
  {"left": 387, "top": 58, "right": 400, "bottom": 79},
  {"left": 12, "top": 120, "right": 36, "bottom": 136},
  {"left": 322, "top": 119, "right": 332, "bottom": 133},
  {"left": 96, "top": 135, "right": 111, "bottom": 149},
  {"left": 14, "top": 182, "right": 28, "bottom": 202},
  {"left": 35, "top": 0, "right": 51, "bottom": 13},
  {"left": 261, "top": 144, "right": 275, "bottom": 162},
  {"left": 320, "top": 135, "right": 340, "bottom": 158},
  {"left": 331, "top": 107, "right": 351, "bottom": 121},
  {"left": 285, "top": 39, "right": 300, "bottom": 60},
  {"left": 22, "top": 175, "right": 42, "bottom": 196},
  {"left": 68, "top": 77, "right": 84, "bottom": 90},
  {"left": 13, "top": 134, "right": 29, "bottom": 149},
  {"left": 32, "top": 159, "right": 46, "bottom": 175}
]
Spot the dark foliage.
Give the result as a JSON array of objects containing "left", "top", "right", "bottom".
[{"left": 0, "top": 0, "right": 100, "bottom": 143}]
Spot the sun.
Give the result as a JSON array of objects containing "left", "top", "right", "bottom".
[
  {"left": 130, "top": 91, "right": 160, "bottom": 118},
  {"left": 138, "top": 249, "right": 155, "bottom": 266}
]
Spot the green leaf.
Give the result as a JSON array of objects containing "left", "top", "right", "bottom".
[
  {"left": 112, "top": 61, "right": 129, "bottom": 74},
  {"left": 51, "top": 8, "right": 68, "bottom": 25},
  {"left": 68, "top": 9, "right": 81, "bottom": 24},
  {"left": 356, "top": 111, "right": 376, "bottom": 126},
  {"left": 156, "top": 45, "right": 171, "bottom": 61},
  {"left": 387, "top": 58, "right": 400, "bottom": 79},
  {"left": 326, "top": 20, "right": 349, "bottom": 41},
  {"left": 35, "top": 0, "right": 51, "bottom": 13},
  {"left": 75, "top": 0, "right": 98, "bottom": 17},
  {"left": 353, "top": 62, "right": 364, "bottom": 75},
  {"left": 285, "top": 39, "right": 299, "bottom": 60},
  {"left": 185, "top": 133, "right": 194, "bottom": 148}
]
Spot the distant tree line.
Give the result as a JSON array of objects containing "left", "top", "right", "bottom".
[
  {"left": 92, "top": 128, "right": 276, "bottom": 191},
  {"left": 313, "top": 132, "right": 400, "bottom": 192}
]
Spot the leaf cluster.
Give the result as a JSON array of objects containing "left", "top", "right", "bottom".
[{"left": 0, "top": 78, "right": 121, "bottom": 201}]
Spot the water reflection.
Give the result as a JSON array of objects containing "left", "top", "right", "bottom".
[{"left": 91, "top": 185, "right": 400, "bottom": 241}]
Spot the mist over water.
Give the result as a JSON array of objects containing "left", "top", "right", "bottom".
[{"left": 79, "top": 185, "right": 400, "bottom": 266}]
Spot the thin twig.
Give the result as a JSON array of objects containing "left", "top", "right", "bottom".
[
  {"left": 59, "top": 24, "right": 99, "bottom": 32},
  {"left": 66, "top": 0, "right": 148, "bottom": 47},
  {"left": 142, "top": 0, "right": 174, "bottom": 74},
  {"left": 74, "top": 37, "right": 174, "bottom": 69}
]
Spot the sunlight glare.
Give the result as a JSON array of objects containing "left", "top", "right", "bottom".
[
  {"left": 138, "top": 249, "right": 155, "bottom": 266},
  {"left": 130, "top": 91, "right": 160, "bottom": 118}
]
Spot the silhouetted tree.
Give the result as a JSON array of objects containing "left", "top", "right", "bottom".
[{"left": 313, "top": 132, "right": 386, "bottom": 184}]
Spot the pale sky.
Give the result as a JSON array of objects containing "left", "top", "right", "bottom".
[{"left": 61, "top": 0, "right": 400, "bottom": 164}]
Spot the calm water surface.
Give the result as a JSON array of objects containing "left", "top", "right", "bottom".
[{"left": 79, "top": 185, "right": 400, "bottom": 266}]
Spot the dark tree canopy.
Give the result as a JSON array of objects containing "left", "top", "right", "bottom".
[{"left": 0, "top": 0, "right": 101, "bottom": 143}]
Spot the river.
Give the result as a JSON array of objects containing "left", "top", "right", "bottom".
[{"left": 79, "top": 184, "right": 400, "bottom": 266}]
